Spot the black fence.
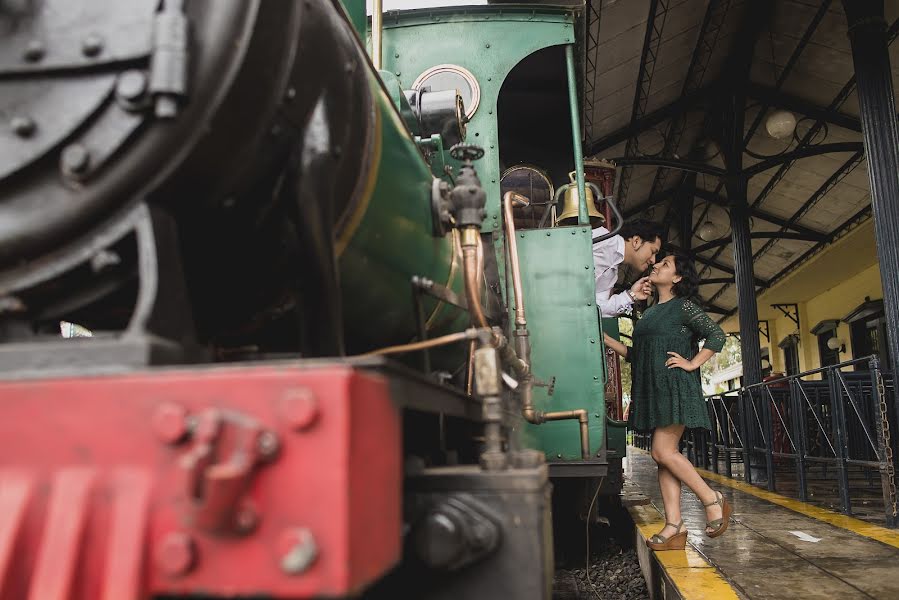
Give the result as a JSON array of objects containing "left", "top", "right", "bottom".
[{"left": 633, "top": 356, "right": 899, "bottom": 527}]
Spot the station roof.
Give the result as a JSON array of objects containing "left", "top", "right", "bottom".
[{"left": 582, "top": 0, "right": 898, "bottom": 318}]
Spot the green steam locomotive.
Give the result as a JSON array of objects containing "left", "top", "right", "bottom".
[{"left": 0, "top": 1, "right": 626, "bottom": 598}]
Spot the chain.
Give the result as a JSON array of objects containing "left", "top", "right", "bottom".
[{"left": 875, "top": 367, "right": 898, "bottom": 519}]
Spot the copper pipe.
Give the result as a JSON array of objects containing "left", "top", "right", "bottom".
[
  {"left": 544, "top": 409, "right": 590, "bottom": 460},
  {"left": 461, "top": 228, "right": 490, "bottom": 329},
  {"left": 521, "top": 399, "right": 590, "bottom": 459},
  {"left": 502, "top": 191, "right": 530, "bottom": 328},
  {"left": 361, "top": 328, "right": 482, "bottom": 357},
  {"left": 495, "top": 333, "right": 529, "bottom": 379},
  {"left": 520, "top": 377, "right": 590, "bottom": 459},
  {"left": 371, "top": 0, "right": 383, "bottom": 70},
  {"left": 476, "top": 228, "right": 485, "bottom": 286}
]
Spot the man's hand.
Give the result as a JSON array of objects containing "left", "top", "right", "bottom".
[
  {"left": 665, "top": 351, "right": 698, "bottom": 371},
  {"left": 629, "top": 276, "right": 653, "bottom": 301}
]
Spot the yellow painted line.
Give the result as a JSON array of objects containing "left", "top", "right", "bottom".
[
  {"left": 696, "top": 466, "right": 899, "bottom": 550},
  {"left": 628, "top": 504, "right": 740, "bottom": 600}
]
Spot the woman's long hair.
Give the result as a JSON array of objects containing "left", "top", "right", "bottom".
[
  {"left": 670, "top": 252, "right": 701, "bottom": 301},
  {"left": 668, "top": 252, "right": 705, "bottom": 356}
]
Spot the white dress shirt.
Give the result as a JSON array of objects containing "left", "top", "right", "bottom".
[{"left": 592, "top": 226, "right": 633, "bottom": 317}]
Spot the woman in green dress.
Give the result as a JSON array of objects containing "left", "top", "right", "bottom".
[{"left": 604, "top": 253, "right": 732, "bottom": 550}]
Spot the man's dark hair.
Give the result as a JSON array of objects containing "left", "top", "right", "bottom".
[{"left": 619, "top": 219, "right": 665, "bottom": 245}]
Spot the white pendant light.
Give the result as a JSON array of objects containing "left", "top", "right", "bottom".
[
  {"left": 697, "top": 220, "right": 720, "bottom": 242},
  {"left": 765, "top": 110, "right": 797, "bottom": 140}
]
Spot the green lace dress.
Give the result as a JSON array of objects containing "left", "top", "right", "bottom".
[{"left": 627, "top": 298, "right": 726, "bottom": 432}]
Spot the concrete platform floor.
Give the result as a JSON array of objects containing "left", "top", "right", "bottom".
[
  {"left": 626, "top": 447, "right": 899, "bottom": 600},
  {"left": 686, "top": 455, "right": 892, "bottom": 525}
]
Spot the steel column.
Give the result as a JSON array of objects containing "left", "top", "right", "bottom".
[
  {"left": 720, "top": 0, "right": 765, "bottom": 386},
  {"left": 729, "top": 185, "right": 762, "bottom": 386},
  {"left": 843, "top": 0, "right": 899, "bottom": 399}
]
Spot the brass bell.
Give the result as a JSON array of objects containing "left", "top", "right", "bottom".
[{"left": 555, "top": 171, "right": 605, "bottom": 227}]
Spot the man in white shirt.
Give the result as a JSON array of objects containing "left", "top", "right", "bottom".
[{"left": 592, "top": 219, "right": 664, "bottom": 317}]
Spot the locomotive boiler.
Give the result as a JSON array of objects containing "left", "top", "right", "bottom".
[
  {"left": 0, "top": 0, "right": 475, "bottom": 367},
  {"left": 0, "top": 1, "right": 626, "bottom": 598}
]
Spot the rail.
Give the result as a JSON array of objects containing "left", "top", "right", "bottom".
[{"left": 632, "top": 356, "right": 899, "bottom": 527}]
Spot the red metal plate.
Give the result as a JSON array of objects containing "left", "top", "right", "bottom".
[{"left": 0, "top": 364, "right": 401, "bottom": 599}]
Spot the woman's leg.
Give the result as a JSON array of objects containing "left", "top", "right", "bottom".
[
  {"left": 651, "top": 425, "right": 722, "bottom": 533},
  {"left": 655, "top": 464, "right": 682, "bottom": 538}
]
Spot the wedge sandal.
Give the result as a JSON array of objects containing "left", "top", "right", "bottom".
[
  {"left": 646, "top": 519, "right": 687, "bottom": 551},
  {"left": 704, "top": 491, "right": 732, "bottom": 538}
]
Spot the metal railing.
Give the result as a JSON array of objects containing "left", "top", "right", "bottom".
[{"left": 633, "top": 356, "right": 899, "bottom": 527}]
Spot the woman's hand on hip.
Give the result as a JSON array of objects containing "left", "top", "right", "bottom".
[{"left": 665, "top": 351, "right": 697, "bottom": 371}]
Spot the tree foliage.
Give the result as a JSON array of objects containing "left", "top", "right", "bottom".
[{"left": 701, "top": 335, "right": 743, "bottom": 388}]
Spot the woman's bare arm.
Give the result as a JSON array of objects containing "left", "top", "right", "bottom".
[
  {"left": 665, "top": 347, "right": 715, "bottom": 372},
  {"left": 603, "top": 332, "right": 629, "bottom": 359}
]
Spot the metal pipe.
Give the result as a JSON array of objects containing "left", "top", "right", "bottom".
[
  {"left": 462, "top": 241, "right": 489, "bottom": 329},
  {"left": 502, "top": 191, "right": 530, "bottom": 327},
  {"left": 565, "top": 44, "right": 588, "bottom": 225},
  {"left": 520, "top": 384, "right": 590, "bottom": 459},
  {"left": 544, "top": 409, "right": 590, "bottom": 460},
  {"left": 476, "top": 225, "right": 485, "bottom": 288},
  {"left": 361, "top": 328, "right": 482, "bottom": 357},
  {"left": 591, "top": 187, "right": 625, "bottom": 244},
  {"left": 371, "top": 0, "right": 383, "bottom": 70},
  {"left": 495, "top": 333, "right": 529, "bottom": 379}
]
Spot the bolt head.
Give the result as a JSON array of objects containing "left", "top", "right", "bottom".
[
  {"left": 116, "top": 70, "right": 148, "bottom": 102},
  {"left": 279, "top": 528, "right": 318, "bottom": 575},
  {"left": 156, "top": 532, "right": 196, "bottom": 576},
  {"left": 61, "top": 144, "right": 90, "bottom": 175},
  {"left": 81, "top": 33, "right": 103, "bottom": 57},
  {"left": 281, "top": 388, "right": 319, "bottom": 431},
  {"left": 256, "top": 430, "right": 280, "bottom": 460},
  {"left": 23, "top": 40, "right": 44, "bottom": 62},
  {"left": 152, "top": 403, "right": 190, "bottom": 444},
  {"left": 11, "top": 116, "right": 36, "bottom": 138}
]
